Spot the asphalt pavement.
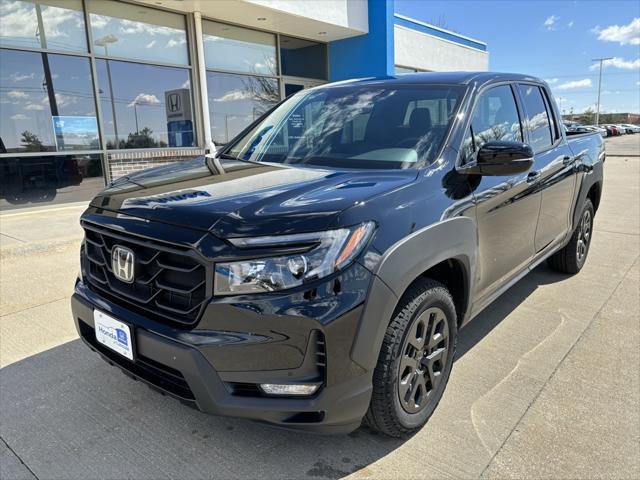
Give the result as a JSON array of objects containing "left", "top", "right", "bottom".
[{"left": 1, "top": 134, "right": 638, "bottom": 479}]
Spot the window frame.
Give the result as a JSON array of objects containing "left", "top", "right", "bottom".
[{"left": 457, "top": 82, "right": 525, "bottom": 166}]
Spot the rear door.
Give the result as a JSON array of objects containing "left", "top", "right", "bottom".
[{"left": 516, "top": 84, "right": 576, "bottom": 251}]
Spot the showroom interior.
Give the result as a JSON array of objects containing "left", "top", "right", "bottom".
[{"left": 0, "top": 0, "right": 488, "bottom": 210}]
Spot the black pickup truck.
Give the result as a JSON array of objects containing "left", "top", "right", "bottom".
[{"left": 72, "top": 72, "right": 604, "bottom": 437}]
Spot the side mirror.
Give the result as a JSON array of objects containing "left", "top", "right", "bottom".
[{"left": 461, "top": 141, "right": 534, "bottom": 176}]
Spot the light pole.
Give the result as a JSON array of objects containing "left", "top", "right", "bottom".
[
  {"left": 592, "top": 57, "right": 612, "bottom": 126},
  {"left": 94, "top": 35, "right": 119, "bottom": 145}
]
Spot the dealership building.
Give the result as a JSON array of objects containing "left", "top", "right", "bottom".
[{"left": 0, "top": 0, "right": 488, "bottom": 210}]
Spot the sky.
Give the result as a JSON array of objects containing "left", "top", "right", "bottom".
[{"left": 396, "top": 0, "right": 640, "bottom": 115}]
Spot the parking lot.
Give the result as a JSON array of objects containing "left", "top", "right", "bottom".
[{"left": 1, "top": 134, "right": 638, "bottom": 480}]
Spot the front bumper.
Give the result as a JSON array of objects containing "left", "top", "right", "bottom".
[{"left": 71, "top": 273, "right": 374, "bottom": 434}]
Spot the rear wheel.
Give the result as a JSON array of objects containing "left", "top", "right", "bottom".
[
  {"left": 548, "top": 199, "right": 594, "bottom": 274},
  {"left": 365, "top": 279, "right": 457, "bottom": 437}
]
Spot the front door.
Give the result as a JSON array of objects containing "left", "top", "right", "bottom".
[{"left": 463, "top": 84, "right": 542, "bottom": 301}]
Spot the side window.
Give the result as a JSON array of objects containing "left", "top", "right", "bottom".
[
  {"left": 517, "top": 84, "right": 554, "bottom": 152},
  {"left": 469, "top": 85, "right": 522, "bottom": 154}
]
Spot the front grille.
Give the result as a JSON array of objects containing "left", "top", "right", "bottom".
[{"left": 82, "top": 221, "right": 211, "bottom": 326}]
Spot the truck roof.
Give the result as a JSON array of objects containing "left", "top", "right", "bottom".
[{"left": 328, "top": 71, "right": 545, "bottom": 88}]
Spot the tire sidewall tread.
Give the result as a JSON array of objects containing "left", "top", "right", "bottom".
[{"left": 365, "top": 278, "right": 457, "bottom": 438}]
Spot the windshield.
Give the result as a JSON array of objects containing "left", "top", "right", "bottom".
[{"left": 224, "top": 84, "right": 464, "bottom": 169}]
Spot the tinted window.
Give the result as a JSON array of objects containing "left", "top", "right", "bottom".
[
  {"left": 227, "top": 85, "right": 463, "bottom": 169},
  {"left": 517, "top": 84, "right": 553, "bottom": 152},
  {"left": 0, "top": 49, "right": 99, "bottom": 153},
  {"left": 0, "top": 154, "right": 104, "bottom": 211},
  {"left": 203, "top": 21, "right": 276, "bottom": 75},
  {"left": 470, "top": 85, "right": 522, "bottom": 152},
  {"left": 207, "top": 71, "right": 280, "bottom": 144},
  {"left": 279, "top": 36, "right": 326, "bottom": 79},
  {"left": 0, "top": 0, "right": 87, "bottom": 52},
  {"left": 89, "top": 0, "right": 188, "bottom": 65},
  {"left": 96, "top": 59, "right": 194, "bottom": 149}
]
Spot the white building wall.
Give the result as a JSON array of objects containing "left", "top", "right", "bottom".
[
  {"left": 245, "top": 0, "right": 368, "bottom": 33},
  {"left": 394, "top": 25, "right": 489, "bottom": 72}
]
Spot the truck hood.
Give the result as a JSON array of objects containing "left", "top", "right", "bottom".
[{"left": 90, "top": 156, "right": 418, "bottom": 237}]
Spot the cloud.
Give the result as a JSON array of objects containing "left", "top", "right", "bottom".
[
  {"left": 146, "top": 40, "right": 156, "bottom": 48},
  {"left": 9, "top": 72, "right": 35, "bottom": 82},
  {"left": 211, "top": 90, "right": 252, "bottom": 102},
  {"left": 589, "top": 57, "right": 640, "bottom": 70},
  {"left": 592, "top": 18, "right": 640, "bottom": 45},
  {"left": 166, "top": 38, "right": 186, "bottom": 48},
  {"left": 556, "top": 78, "right": 592, "bottom": 90},
  {"left": 545, "top": 78, "right": 559, "bottom": 84},
  {"left": 10, "top": 113, "right": 28, "bottom": 121},
  {"left": 7, "top": 90, "right": 28, "bottom": 99},
  {"left": 128, "top": 93, "right": 160, "bottom": 107},
  {"left": 25, "top": 103, "right": 45, "bottom": 111},
  {"left": 544, "top": 15, "right": 559, "bottom": 30},
  {"left": 567, "top": 20, "right": 574, "bottom": 28},
  {"left": 181, "top": 80, "right": 190, "bottom": 89}
]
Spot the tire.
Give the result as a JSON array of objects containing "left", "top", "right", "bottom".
[
  {"left": 548, "top": 199, "right": 594, "bottom": 274},
  {"left": 365, "top": 278, "right": 457, "bottom": 437}
]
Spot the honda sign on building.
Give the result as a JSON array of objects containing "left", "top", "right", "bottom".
[{"left": 165, "top": 88, "right": 194, "bottom": 148}]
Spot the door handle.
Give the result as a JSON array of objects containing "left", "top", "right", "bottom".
[
  {"left": 526, "top": 171, "right": 541, "bottom": 183},
  {"left": 563, "top": 155, "right": 574, "bottom": 166}
]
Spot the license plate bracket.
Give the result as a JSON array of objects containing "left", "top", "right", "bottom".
[{"left": 93, "top": 310, "right": 135, "bottom": 361}]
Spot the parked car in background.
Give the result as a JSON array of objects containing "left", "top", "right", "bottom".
[
  {"left": 614, "top": 124, "right": 627, "bottom": 135},
  {"left": 565, "top": 124, "right": 606, "bottom": 137},
  {"left": 604, "top": 124, "right": 620, "bottom": 136},
  {"left": 71, "top": 72, "right": 604, "bottom": 437},
  {"left": 585, "top": 126, "right": 607, "bottom": 138},
  {"left": 620, "top": 124, "right": 640, "bottom": 134}
]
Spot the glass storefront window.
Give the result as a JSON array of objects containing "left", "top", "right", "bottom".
[
  {"left": 279, "top": 36, "right": 326, "bottom": 80},
  {"left": 202, "top": 21, "right": 277, "bottom": 76},
  {"left": 88, "top": 0, "right": 188, "bottom": 66},
  {"left": 96, "top": 59, "right": 195, "bottom": 149},
  {"left": 0, "top": 154, "right": 104, "bottom": 210},
  {"left": 0, "top": 0, "right": 87, "bottom": 52},
  {"left": 206, "top": 71, "right": 280, "bottom": 145},
  {"left": 0, "top": 48, "right": 99, "bottom": 153}
]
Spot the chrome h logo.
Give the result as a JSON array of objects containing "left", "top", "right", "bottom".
[{"left": 112, "top": 246, "right": 135, "bottom": 283}]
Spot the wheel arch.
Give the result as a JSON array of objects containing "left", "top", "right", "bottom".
[{"left": 351, "top": 217, "right": 477, "bottom": 371}]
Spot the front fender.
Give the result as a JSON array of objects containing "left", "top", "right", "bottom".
[{"left": 351, "top": 216, "right": 477, "bottom": 370}]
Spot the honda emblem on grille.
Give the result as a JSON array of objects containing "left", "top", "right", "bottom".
[{"left": 112, "top": 246, "right": 135, "bottom": 283}]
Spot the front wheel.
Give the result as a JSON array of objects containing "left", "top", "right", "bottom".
[
  {"left": 365, "top": 279, "right": 457, "bottom": 437},
  {"left": 548, "top": 199, "right": 594, "bottom": 274}
]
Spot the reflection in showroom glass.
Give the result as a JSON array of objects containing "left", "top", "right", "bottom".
[
  {"left": 0, "top": 154, "right": 104, "bottom": 211},
  {"left": 207, "top": 71, "right": 280, "bottom": 145},
  {"left": 0, "top": 48, "right": 99, "bottom": 154},
  {"left": 88, "top": 0, "right": 189, "bottom": 66},
  {"left": 0, "top": 0, "right": 87, "bottom": 53},
  {"left": 203, "top": 20, "right": 277, "bottom": 76},
  {"left": 96, "top": 59, "right": 195, "bottom": 149}
]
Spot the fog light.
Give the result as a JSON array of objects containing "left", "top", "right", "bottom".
[{"left": 260, "top": 383, "right": 319, "bottom": 396}]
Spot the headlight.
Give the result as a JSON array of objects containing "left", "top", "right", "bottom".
[{"left": 214, "top": 222, "right": 375, "bottom": 295}]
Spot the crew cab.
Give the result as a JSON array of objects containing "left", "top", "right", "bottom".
[{"left": 71, "top": 72, "right": 604, "bottom": 437}]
